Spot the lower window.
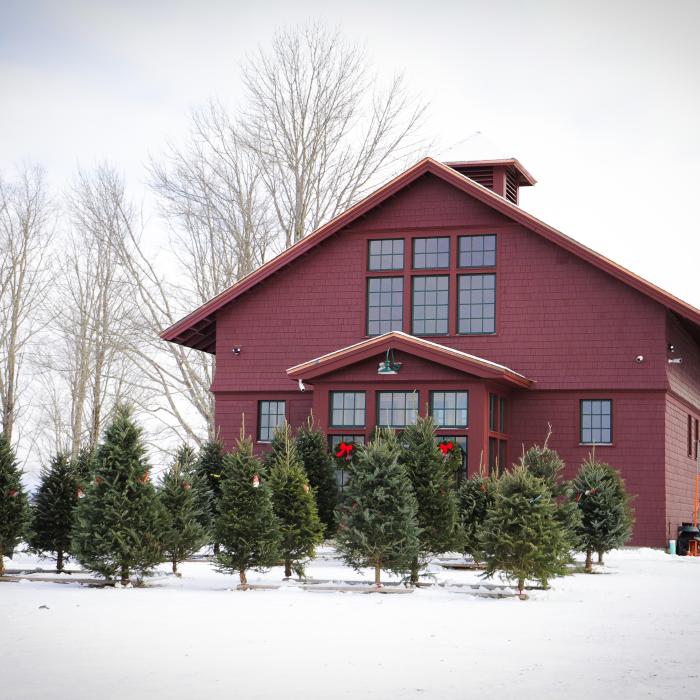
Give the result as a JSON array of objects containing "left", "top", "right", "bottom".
[
  {"left": 436, "top": 435, "right": 468, "bottom": 482},
  {"left": 488, "top": 437, "right": 507, "bottom": 476},
  {"left": 258, "top": 400, "right": 286, "bottom": 442},
  {"left": 580, "top": 399, "right": 612, "bottom": 444},
  {"left": 329, "top": 435, "right": 365, "bottom": 493}
]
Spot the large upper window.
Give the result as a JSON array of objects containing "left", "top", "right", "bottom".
[
  {"left": 580, "top": 400, "right": 612, "bottom": 445},
  {"left": 413, "top": 237, "right": 450, "bottom": 269},
  {"left": 458, "top": 274, "right": 496, "bottom": 334},
  {"left": 431, "top": 391, "right": 468, "bottom": 428},
  {"left": 412, "top": 276, "right": 449, "bottom": 335},
  {"left": 330, "top": 391, "right": 366, "bottom": 428},
  {"left": 258, "top": 400, "right": 285, "bottom": 442},
  {"left": 459, "top": 234, "right": 496, "bottom": 268},
  {"left": 368, "top": 239, "right": 404, "bottom": 271},
  {"left": 367, "top": 277, "right": 403, "bottom": 336},
  {"left": 377, "top": 391, "right": 419, "bottom": 427}
]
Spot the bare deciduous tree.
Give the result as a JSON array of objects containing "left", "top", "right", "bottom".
[
  {"left": 0, "top": 166, "right": 52, "bottom": 441},
  {"left": 242, "top": 22, "right": 428, "bottom": 246}
]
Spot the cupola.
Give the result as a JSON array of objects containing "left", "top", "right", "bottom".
[{"left": 445, "top": 158, "right": 536, "bottom": 205}]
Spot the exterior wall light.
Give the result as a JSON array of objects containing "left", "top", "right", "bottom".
[{"left": 378, "top": 349, "right": 401, "bottom": 375}]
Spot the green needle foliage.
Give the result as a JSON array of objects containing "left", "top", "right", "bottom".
[
  {"left": 458, "top": 473, "right": 495, "bottom": 563},
  {"left": 0, "top": 433, "right": 30, "bottom": 576},
  {"left": 399, "top": 416, "right": 460, "bottom": 583},
  {"left": 72, "top": 405, "right": 166, "bottom": 584},
  {"left": 335, "top": 430, "right": 420, "bottom": 586},
  {"left": 73, "top": 447, "right": 95, "bottom": 486},
  {"left": 159, "top": 446, "right": 209, "bottom": 574},
  {"left": 296, "top": 417, "right": 338, "bottom": 537},
  {"left": 215, "top": 437, "right": 280, "bottom": 586},
  {"left": 29, "top": 453, "right": 80, "bottom": 572},
  {"left": 480, "top": 465, "right": 572, "bottom": 595},
  {"left": 268, "top": 424, "right": 323, "bottom": 578},
  {"left": 262, "top": 422, "right": 295, "bottom": 473},
  {"left": 573, "top": 456, "right": 634, "bottom": 572},
  {"left": 195, "top": 439, "right": 225, "bottom": 552}
]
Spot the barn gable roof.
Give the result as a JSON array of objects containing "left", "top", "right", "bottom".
[{"left": 161, "top": 157, "right": 700, "bottom": 353}]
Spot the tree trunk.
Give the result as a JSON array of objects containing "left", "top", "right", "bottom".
[
  {"left": 409, "top": 559, "right": 419, "bottom": 586},
  {"left": 597, "top": 551, "right": 604, "bottom": 565},
  {"left": 239, "top": 569, "right": 248, "bottom": 586},
  {"left": 585, "top": 548, "right": 593, "bottom": 573},
  {"left": 56, "top": 549, "right": 64, "bottom": 574},
  {"left": 213, "top": 542, "right": 220, "bottom": 556},
  {"left": 374, "top": 562, "right": 381, "bottom": 587},
  {"left": 0, "top": 544, "right": 4, "bottom": 576},
  {"left": 172, "top": 557, "right": 178, "bottom": 574},
  {"left": 284, "top": 559, "right": 292, "bottom": 578},
  {"left": 120, "top": 564, "right": 129, "bottom": 586},
  {"left": 518, "top": 577, "right": 525, "bottom": 595}
]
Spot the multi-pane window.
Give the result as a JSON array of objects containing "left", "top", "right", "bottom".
[
  {"left": 412, "top": 276, "right": 449, "bottom": 335},
  {"left": 258, "top": 400, "right": 285, "bottom": 442},
  {"left": 330, "top": 435, "right": 365, "bottom": 493},
  {"left": 489, "top": 394, "right": 506, "bottom": 432},
  {"left": 368, "top": 239, "right": 404, "bottom": 271},
  {"left": 459, "top": 234, "right": 496, "bottom": 268},
  {"left": 367, "top": 277, "right": 403, "bottom": 335},
  {"left": 458, "top": 274, "right": 496, "bottom": 334},
  {"left": 377, "top": 391, "right": 419, "bottom": 428},
  {"left": 489, "top": 437, "right": 507, "bottom": 476},
  {"left": 431, "top": 391, "right": 468, "bottom": 428},
  {"left": 436, "top": 435, "right": 468, "bottom": 481},
  {"left": 413, "top": 237, "right": 450, "bottom": 269},
  {"left": 689, "top": 414, "right": 694, "bottom": 457},
  {"left": 580, "top": 400, "right": 612, "bottom": 445},
  {"left": 330, "top": 391, "right": 366, "bottom": 428}
]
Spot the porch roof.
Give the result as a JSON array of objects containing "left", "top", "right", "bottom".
[{"left": 286, "top": 331, "right": 535, "bottom": 389}]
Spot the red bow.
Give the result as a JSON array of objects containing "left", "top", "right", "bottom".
[
  {"left": 335, "top": 442, "right": 353, "bottom": 459},
  {"left": 439, "top": 441, "right": 454, "bottom": 456}
]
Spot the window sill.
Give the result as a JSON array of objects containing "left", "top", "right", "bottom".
[{"left": 579, "top": 443, "right": 614, "bottom": 448}]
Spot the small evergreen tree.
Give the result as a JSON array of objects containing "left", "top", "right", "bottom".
[
  {"left": 335, "top": 431, "right": 420, "bottom": 586},
  {"left": 215, "top": 437, "right": 281, "bottom": 586},
  {"left": 159, "top": 446, "right": 208, "bottom": 574},
  {"left": 458, "top": 473, "right": 495, "bottom": 563},
  {"left": 296, "top": 417, "right": 338, "bottom": 536},
  {"left": 480, "top": 465, "right": 572, "bottom": 595},
  {"left": 268, "top": 424, "right": 323, "bottom": 577},
  {"left": 73, "top": 447, "right": 95, "bottom": 486},
  {"left": 72, "top": 405, "right": 166, "bottom": 584},
  {"left": 399, "top": 416, "right": 460, "bottom": 583},
  {"left": 29, "top": 453, "right": 79, "bottom": 572},
  {"left": 0, "top": 433, "right": 30, "bottom": 576},
  {"left": 573, "top": 456, "right": 634, "bottom": 572},
  {"left": 195, "top": 439, "right": 225, "bottom": 552},
  {"left": 262, "top": 421, "right": 294, "bottom": 472}
]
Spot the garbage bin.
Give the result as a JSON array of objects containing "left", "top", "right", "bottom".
[{"left": 677, "top": 523, "right": 700, "bottom": 556}]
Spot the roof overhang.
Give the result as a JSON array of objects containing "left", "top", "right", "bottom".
[{"left": 286, "top": 331, "right": 535, "bottom": 389}]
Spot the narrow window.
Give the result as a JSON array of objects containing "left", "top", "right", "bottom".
[
  {"left": 695, "top": 419, "right": 699, "bottom": 459},
  {"left": 431, "top": 391, "right": 468, "bottom": 428},
  {"left": 435, "top": 435, "right": 468, "bottom": 482},
  {"left": 488, "top": 437, "right": 498, "bottom": 476},
  {"left": 458, "top": 234, "right": 496, "bottom": 268},
  {"left": 368, "top": 239, "right": 404, "bottom": 271},
  {"left": 689, "top": 414, "right": 694, "bottom": 457},
  {"left": 377, "top": 391, "right": 419, "bottom": 428},
  {"left": 580, "top": 400, "right": 613, "bottom": 445},
  {"left": 413, "top": 237, "right": 450, "bottom": 269},
  {"left": 499, "top": 396, "right": 506, "bottom": 433},
  {"left": 329, "top": 435, "right": 365, "bottom": 493},
  {"left": 330, "top": 391, "right": 366, "bottom": 428},
  {"left": 258, "top": 400, "right": 286, "bottom": 442},
  {"left": 489, "top": 393, "right": 498, "bottom": 432},
  {"left": 367, "top": 277, "right": 403, "bottom": 336},
  {"left": 458, "top": 274, "right": 496, "bottom": 334},
  {"left": 412, "top": 276, "right": 449, "bottom": 335}
]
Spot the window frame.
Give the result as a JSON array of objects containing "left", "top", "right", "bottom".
[
  {"left": 257, "top": 400, "right": 286, "bottom": 443},
  {"left": 457, "top": 272, "right": 497, "bottom": 335},
  {"left": 411, "top": 275, "right": 450, "bottom": 336},
  {"left": 366, "top": 276, "right": 404, "bottom": 336},
  {"left": 430, "top": 390, "right": 469, "bottom": 428},
  {"left": 376, "top": 390, "right": 420, "bottom": 428},
  {"left": 580, "top": 399, "right": 613, "bottom": 446},
  {"left": 329, "top": 391, "right": 367, "bottom": 429},
  {"left": 367, "top": 238, "right": 404, "bottom": 271},
  {"left": 329, "top": 434, "right": 366, "bottom": 494},
  {"left": 458, "top": 234, "right": 497, "bottom": 268},
  {"left": 412, "top": 236, "right": 451, "bottom": 270}
]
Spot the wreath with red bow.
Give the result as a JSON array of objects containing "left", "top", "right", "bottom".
[
  {"left": 335, "top": 441, "right": 354, "bottom": 460},
  {"left": 438, "top": 440, "right": 456, "bottom": 457}
]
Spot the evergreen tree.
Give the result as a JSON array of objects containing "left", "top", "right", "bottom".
[
  {"left": 159, "top": 446, "right": 208, "bottom": 574},
  {"left": 335, "top": 431, "right": 420, "bottom": 586},
  {"left": 573, "top": 457, "right": 634, "bottom": 572},
  {"left": 296, "top": 417, "right": 338, "bottom": 536},
  {"left": 399, "top": 416, "right": 460, "bottom": 583},
  {"left": 73, "top": 447, "right": 95, "bottom": 486},
  {"left": 268, "top": 426, "right": 323, "bottom": 578},
  {"left": 0, "top": 433, "right": 30, "bottom": 576},
  {"left": 195, "top": 439, "right": 225, "bottom": 551},
  {"left": 72, "top": 405, "right": 166, "bottom": 584},
  {"left": 458, "top": 473, "right": 495, "bottom": 563},
  {"left": 480, "top": 465, "right": 572, "bottom": 595},
  {"left": 262, "top": 421, "right": 294, "bottom": 472},
  {"left": 29, "top": 453, "right": 79, "bottom": 572},
  {"left": 215, "top": 437, "right": 280, "bottom": 586}
]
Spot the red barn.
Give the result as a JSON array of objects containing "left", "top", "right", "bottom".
[{"left": 162, "top": 157, "right": 700, "bottom": 547}]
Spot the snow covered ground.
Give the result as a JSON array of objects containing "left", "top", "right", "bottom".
[{"left": 1, "top": 546, "right": 699, "bottom": 700}]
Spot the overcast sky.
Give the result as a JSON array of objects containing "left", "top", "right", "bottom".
[{"left": 2, "top": 0, "right": 699, "bottom": 306}]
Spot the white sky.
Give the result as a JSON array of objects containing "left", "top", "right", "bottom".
[{"left": 1, "top": 0, "right": 699, "bottom": 306}]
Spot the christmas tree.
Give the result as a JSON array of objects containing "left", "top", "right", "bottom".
[
  {"left": 480, "top": 465, "right": 572, "bottom": 595},
  {"left": 0, "top": 433, "right": 30, "bottom": 576},
  {"left": 195, "top": 439, "right": 225, "bottom": 551},
  {"left": 73, "top": 447, "right": 95, "bottom": 486},
  {"left": 262, "top": 421, "right": 294, "bottom": 472},
  {"left": 29, "top": 453, "right": 79, "bottom": 572},
  {"left": 158, "top": 446, "right": 209, "bottom": 574},
  {"left": 295, "top": 417, "right": 338, "bottom": 536},
  {"left": 215, "top": 437, "right": 280, "bottom": 586},
  {"left": 335, "top": 430, "right": 420, "bottom": 586},
  {"left": 399, "top": 416, "right": 460, "bottom": 583},
  {"left": 268, "top": 424, "right": 323, "bottom": 578},
  {"left": 458, "top": 473, "right": 495, "bottom": 563},
  {"left": 573, "top": 456, "right": 634, "bottom": 572},
  {"left": 71, "top": 405, "right": 166, "bottom": 584}
]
